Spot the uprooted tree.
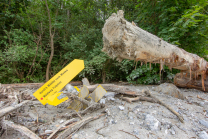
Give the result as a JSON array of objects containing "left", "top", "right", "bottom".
[{"left": 102, "top": 10, "right": 208, "bottom": 92}]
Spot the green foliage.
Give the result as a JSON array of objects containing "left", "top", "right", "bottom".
[
  {"left": 127, "top": 63, "right": 160, "bottom": 84},
  {"left": 0, "top": 29, "right": 47, "bottom": 83},
  {"left": 0, "top": 0, "right": 207, "bottom": 84}
]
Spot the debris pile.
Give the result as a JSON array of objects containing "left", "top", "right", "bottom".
[{"left": 1, "top": 81, "right": 208, "bottom": 139}]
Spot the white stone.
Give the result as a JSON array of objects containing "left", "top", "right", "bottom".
[
  {"left": 144, "top": 114, "right": 160, "bottom": 131},
  {"left": 118, "top": 106, "right": 125, "bottom": 111},
  {"left": 104, "top": 92, "right": 115, "bottom": 98},
  {"left": 100, "top": 98, "right": 105, "bottom": 104},
  {"left": 199, "top": 131, "right": 208, "bottom": 139},
  {"left": 59, "top": 120, "right": 64, "bottom": 124}
]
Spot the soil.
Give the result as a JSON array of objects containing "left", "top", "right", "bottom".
[{"left": 1, "top": 83, "right": 208, "bottom": 139}]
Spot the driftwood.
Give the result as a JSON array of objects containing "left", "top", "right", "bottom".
[
  {"left": 102, "top": 10, "right": 208, "bottom": 91},
  {"left": 56, "top": 114, "right": 105, "bottom": 139},
  {"left": 143, "top": 89, "right": 184, "bottom": 123},
  {"left": 1, "top": 81, "right": 82, "bottom": 89},
  {"left": 122, "top": 96, "right": 157, "bottom": 103},
  {"left": 0, "top": 100, "right": 30, "bottom": 119},
  {"left": 47, "top": 118, "right": 77, "bottom": 139},
  {"left": 122, "top": 89, "right": 184, "bottom": 123},
  {"left": 1, "top": 119, "right": 40, "bottom": 139},
  {"left": 174, "top": 73, "right": 208, "bottom": 92},
  {"left": 86, "top": 84, "right": 142, "bottom": 96},
  {"left": 39, "top": 119, "right": 77, "bottom": 136}
]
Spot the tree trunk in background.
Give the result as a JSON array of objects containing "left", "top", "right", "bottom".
[
  {"left": 102, "top": 10, "right": 208, "bottom": 91},
  {"left": 45, "top": 0, "right": 55, "bottom": 81}
]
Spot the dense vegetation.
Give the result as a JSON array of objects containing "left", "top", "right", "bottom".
[{"left": 0, "top": 0, "right": 207, "bottom": 84}]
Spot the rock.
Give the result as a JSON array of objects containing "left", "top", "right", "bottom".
[
  {"left": 59, "top": 120, "right": 64, "bottom": 124},
  {"left": 99, "top": 98, "right": 106, "bottom": 104},
  {"left": 133, "top": 129, "right": 139, "bottom": 135},
  {"left": 118, "top": 106, "right": 125, "bottom": 111},
  {"left": 105, "top": 109, "right": 111, "bottom": 116},
  {"left": 72, "top": 134, "right": 79, "bottom": 139},
  {"left": 109, "top": 97, "right": 115, "bottom": 101},
  {"left": 161, "top": 120, "right": 172, "bottom": 129},
  {"left": 45, "top": 130, "right": 52, "bottom": 133},
  {"left": 29, "top": 113, "right": 37, "bottom": 121},
  {"left": 82, "top": 78, "right": 90, "bottom": 86},
  {"left": 153, "top": 83, "right": 184, "bottom": 99},
  {"left": 170, "top": 127, "right": 176, "bottom": 135},
  {"left": 199, "top": 131, "right": 208, "bottom": 139},
  {"left": 128, "top": 112, "right": 134, "bottom": 120},
  {"left": 144, "top": 114, "right": 160, "bottom": 131},
  {"left": 104, "top": 92, "right": 115, "bottom": 98},
  {"left": 65, "top": 84, "right": 79, "bottom": 95},
  {"left": 199, "top": 102, "right": 205, "bottom": 107},
  {"left": 199, "top": 120, "right": 208, "bottom": 128},
  {"left": 109, "top": 119, "right": 117, "bottom": 124},
  {"left": 129, "top": 122, "right": 134, "bottom": 125},
  {"left": 57, "top": 109, "right": 63, "bottom": 113}
]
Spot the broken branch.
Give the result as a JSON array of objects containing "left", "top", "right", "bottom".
[
  {"left": 0, "top": 100, "right": 30, "bottom": 119},
  {"left": 119, "top": 129, "right": 140, "bottom": 139},
  {"left": 47, "top": 118, "right": 77, "bottom": 139},
  {"left": 143, "top": 89, "right": 184, "bottom": 123},
  {"left": 122, "top": 96, "right": 157, "bottom": 103},
  {"left": 1, "top": 119, "right": 40, "bottom": 139},
  {"left": 56, "top": 114, "right": 105, "bottom": 139}
]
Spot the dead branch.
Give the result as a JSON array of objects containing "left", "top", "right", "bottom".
[
  {"left": 47, "top": 118, "right": 77, "bottom": 139},
  {"left": 86, "top": 84, "right": 142, "bottom": 96},
  {"left": 0, "top": 100, "right": 30, "bottom": 119},
  {"left": 122, "top": 96, "right": 157, "bottom": 103},
  {"left": 40, "top": 122, "right": 77, "bottom": 137},
  {"left": 1, "top": 119, "right": 40, "bottom": 139},
  {"left": 119, "top": 130, "right": 140, "bottom": 139},
  {"left": 143, "top": 89, "right": 184, "bottom": 123},
  {"left": 56, "top": 114, "right": 105, "bottom": 139},
  {"left": 1, "top": 81, "right": 82, "bottom": 89}
]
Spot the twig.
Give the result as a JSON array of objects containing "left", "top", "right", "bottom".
[
  {"left": 144, "top": 89, "right": 184, "bottom": 123},
  {"left": 47, "top": 118, "right": 76, "bottom": 139},
  {"left": 197, "top": 95, "right": 208, "bottom": 101},
  {"left": 119, "top": 130, "right": 140, "bottom": 139},
  {"left": 74, "top": 110, "right": 83, "bottom": 119},
  {"left": 56, "top": 114, "right": 105, "bottom": 139},
  {"left": 96, "top": 125, "right": 108, "bottom": 137},
  {"left": 1, "top": 119, "right": 40, "bottom": 139},
  {"left": 0, "top": 100, "right": 30, "bottom": 119},
  {"left": 96, "top": 117, "right": 108, "bottom": 137},
  {"left": 40, "top": 120, "right": 78, "bottom": 136}
]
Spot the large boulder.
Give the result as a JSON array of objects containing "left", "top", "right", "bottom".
[{"left": 153, "top": 83, "right": 184, "bottom": 99}]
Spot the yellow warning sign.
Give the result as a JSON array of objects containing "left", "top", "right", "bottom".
[{"left": 33, "top": 59, "right": 84, "bottom": 105}]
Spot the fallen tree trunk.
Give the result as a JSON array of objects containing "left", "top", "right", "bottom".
[
  {"left": 174, "top": 73, "right": 208, "bottom": 92},
  {"left": 102, "top": 10, "right": 208, "bottom": 91}
]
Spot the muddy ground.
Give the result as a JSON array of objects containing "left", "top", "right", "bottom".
[{"left": 1, "top": 83, "right": 208, "bottom": 139}]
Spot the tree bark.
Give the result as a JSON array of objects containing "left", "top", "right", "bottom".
[
  {"left": 45, "top": 0, "right": 54, "bottom": 82},
  {"left": 102, "top": 10, "right": 208, "bottom": 91},
  {"left": 174, "top": 72, "right": 208, "bottom": 92}
]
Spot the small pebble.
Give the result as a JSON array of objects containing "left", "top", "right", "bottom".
[{"left": 119, "top": 106, "right": 125, "bottom": 111}]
